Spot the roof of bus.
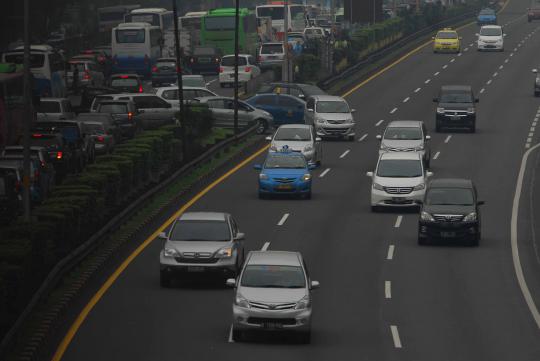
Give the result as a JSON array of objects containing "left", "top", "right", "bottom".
[
  {"left": 131, "top": 8, "right": 169, "bottom": 14},
  {"left": 13, "top": 45, "right": 54, "bottom": 52},
  {"left": 183, "top": 11, "right": 207, "bottom": 17},
  {"left": 116, "top": 22, "right": 158, "bottom": 29},
  {"left": 206, "top": 8, "right": 251, "bottom": 16}
]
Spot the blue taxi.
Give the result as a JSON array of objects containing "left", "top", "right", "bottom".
[{"left": 254, "top": 149, "right": 315, "bottom": 199}]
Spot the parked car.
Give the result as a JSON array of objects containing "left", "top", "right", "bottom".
[
  {"left": 152, "top": 58, "right": 178, "bottom": 87},
  {"left": 219, "top": 54, "right": 260, "bottom": 88},
  {"left": 194, "top": 96, "right": 274, "bottom": 134},
  {"left": 303, "top": 27, "right": 326, "bottom": 40},
  {"left": 258, "top": 82, "right": 326, "bottom": 100},
  {"left": 36, "top": 98, "right": 76, "bottom": 121},
  {"left": 227, "top": 250, "right": 319, "bottom": 343},
  {"left": 109, "top": 74, "right": 143, "bottom": 93},
  {"left": 376, "top": 120, "right": 431, "bottom": 167},
  {"left": 266, "top": 124, "right": 322, "bottom": 165},
  {"left": 189, "top": 46, "right": 222, "bottom": 74},
  {"left": 258, "top": 42, "right": 285, "bottom": 69},
  {"left": 418, "top": 178, "right": 484, "bottom": 246},
  {"left": 76, "top": 112, "right": 121, "bottom": 143},
  {"left": 95, "top": 100, "right": 140, "bottom": 138},
  {"left": 159, "top": 212, "right": 246, "bottom": 286},
  {"left": 67, "top": 60, "right": 105, "bottom": 88},
  {"left": 246, "top": 93, "right": 306, "bottom": 128},
  {"left": 304, "top": 95, "right": 356, "bottom": 141},
  {"left": 155, "top": 86, "right": 217, "bottom": 106},
  {"left": 434, "top": 85, "right": 478, "bottom": 132},
  {"left": 82, "top": 121, "right": 115, "bottom": 155}
]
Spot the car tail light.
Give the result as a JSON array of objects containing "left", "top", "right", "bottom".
[
  {"left": 120, "top": 75, "right": 129, "bottom": 79},
  {"left": 176, "top": 65, "right": 181, "bottom": 73},
  {"left": 32, "top": 133, "right": 43, "bottom": 138},
  {"left": 96, "top": 135, "right": 105, "bottom": 142},
  {"left": 245, "top": 66, "right": 252, "bottom": 73},
  {"left": 98, "top": 56, "right": 106, "bottom": 63},
  {"left": 83, "top": 70, "right": 91, "bottom": 80},
  {"left": 219, "top": 66, "right": 224, "bottom": 73},
  {"left": 138, "top": 85, "right": 143, "bottom": 93},
  {"left": 152, "top": 65, "right": 158, "bottom": 73},
  {"left": 56, "top": 151, "right": 63, "bottom": 159},
  {"left": 128, "top": 112, "right": 133, "bottom": 121}
]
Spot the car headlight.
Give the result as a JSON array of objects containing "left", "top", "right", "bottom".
[
  {"left": 420, "top": 211, "right": 435, "bottom": 222},
  {"left": 295, "top": 296, "right": 311, "bottom": 310},
  {"left": 463, "top": 212, "right": 477, "bottom": 222},
  {"left": 413, "top": 183, "right": 425, "bottom": 191},
  {"left": 163, "top": 248, "right": 180, "bottom": 258},
  {"left": 345, "top": 118, "right": 354, "bottom": 124},
  {"left": 302, "top": 173, "right": 312, "bottom": 181},
  {"left": 437, "top": 107, "right": 445, "bottom": 114},
  {"left": 373, "top": 182, "right": 384, "bottom": 190},
  {"left": 216, "top": 247, "right": 233, "bottom": 258},
  {"left": 316, "top": 118, "right": 326, "bottom": 124},
  {"left": 259, "top": 173, "right": 269, "bottom": 180},
  {"left": 304, "top": 144, "right": 313, "bottom": 152},
  {"left": 467, "top": 107, "right": 476, "bottom": 114},
  {"left": 414, "top": 145, "right": 424, "bottom": 151},
  {"left": 235, "top": 293, "right": 250, "bottom": 308}
]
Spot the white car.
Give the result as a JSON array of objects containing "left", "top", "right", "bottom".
[
  {"left": 376, "top": 120, "right": 431, "bottom": 167},
  {"left": 219, "top": 54, "right": 261, "bottom": 88},
  {"left": 367, "top": 152, "right": 432, "bottom": 211},
  {"left": 303, "top": 27, "right": 326, "bottom": 40},
  {"left": 304, "top": 95, "right": 356, "bottom": 141},
  {"left": 154, "top": 86, "right": 217, "bottom": 107},
  {"left": 258, "top": 42, "right": 285, "bottom": 69},
  {"left": 477, "top": 25, "right": 504, "bottom": 51},
  {"left": 266, "top": 124, "right": 322, "bottom": 165}
]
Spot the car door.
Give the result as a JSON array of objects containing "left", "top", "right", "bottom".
[
  {"left": 248, "top": 56, "right": 261, "bottom": 77},
  {"left": 132, "top": 96, "right": 174, "bottom": 129},
  {"left": 278, "top": 95, "right": 305, "bottom": 125},
  {"left": 237, "top": 101, "right": 253, "bottom": 128},
  {"left": 251, "top": 95, "right": 280, "bottom": 125},
  {"left": 206, "top": 99, "right": 229, "bottom": 127},
  {"left": 229, "top": 216, "right": 244, "bottom": 263}
]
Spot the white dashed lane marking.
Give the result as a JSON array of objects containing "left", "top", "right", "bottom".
[
  {"left": 339, "top": 149, "right": 350, "bottom": 159},
  {"left": 385, "top": 281, "right": 392, "bottom": 299},
  {"left": 319, "top": 168, "right": 331, "bottom": 178},
  {"left": 414, "top": 87, "right": 421, "bottom": 93},
  {"left": 390, "top": 108, "right": 398, "bottom": 114},
  {"left": 442, "top": 64, "right": 448, "bottom": 69},
  {"left": 403, "top": 97, "right": 410, "bottom": 103},
  {"left": 277, "top": 213, "right": 289, "bottom": 226},
  {"left": 391, "top": 325, "right": 403, "bottom": 348},
  {"left": 450, "top": 58, "right": 455, "bottom": 63},
  {"left": 358, "top": 133, "right": 368, "bottom": 142},
  {"left": 387, "top": 245, "right": 395, "bottom": 260},
  {"left": 480, "top": 88, "right": 485, "bottom": 94},
  {"left": 375, "top": 119, "right": 384, "bottom": 126},
  {"left": 487, "top": 79, "right": 492, "bottom": 85},
  {"left": 228, "top": 325, "right": 234, "bottom": 343},
  {"left": 444, "top": 135, "right": 452, "bottom": 143},
  {"left": 425, "top": 79, "right": 431, "bottom": 84},
  {"left": 261, "top": 242, "right": 270, "bottom": 251},
  {"left": 394, "top": 215, "right": 403, "bottom": 228},
  {"left": 433, "top": 151, "right": 440, "bottom": 160},
  {"left": 434, "top": 71, "right": 440, "bottom": 76}
]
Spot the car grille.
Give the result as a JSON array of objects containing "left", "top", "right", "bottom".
[
  {"left": 322, "top": 127, "right": 348, "bottom": 134},
  {"left": 443, "top": 110, "right": 469, "bottom": 117},
  {"left": 247, "top": 317, "right": 296, "bottom": 326},
  {"left": 384, "top": 187, "right": 413, "bottom": 194},
  {"left": 249, "top": 301, "right": 297, "bottom": 310},
  {"left": 433, "top": 214, "right": 464, "bottom": 222},
  {"left": 175, "top": 252, "right": 218, "bottom": 264},
  {"left": 386, "top": 147, "right": 416, "bottom": 152},
  {"left": 327, "top": 119, "right": 344, "bottom": 124},
  {"left": 273, "top": 177, "right": 296, "bottom": 183}
]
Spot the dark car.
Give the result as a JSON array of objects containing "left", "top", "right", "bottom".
[
  {"left": 0, "top": 158, "right": 41, "bottom": 203},
  {"left": 433, "top": 85, "right": 478, "bottom": 133},
  {"left": 258, "top": 82, "right": 326, "bottom": 100},
  {"left": 82, "top": 121, "right": 115, "bottom": 155},
  {"left": 418, "top": 178, "right": 484, "bottom": 246},
  {"left": 189, "top": 46, "right": 222, "bottom": 74},
  {"left": 152, "top": 58, "right": 178, "bottom": 87},
  {"left": 246, "top": 93, "right": 306, "bottom": 128},
  {"left": 3, "top": 144, "right": 61, "bottom": 184},
  {"left": 76, "top": 112, "right": 121, "bottom": 143},
  {"left": 0, "top": 155, "right": 54, "bottom": 202},
  {"left": 109, "top": 74, "right": 143, "bottom": 93},
  {"left": 19, "top": 134, "right": 73, "bottom": 180},
  {"left": 96, "top": 100, "right": 140, "bottom": 138}
]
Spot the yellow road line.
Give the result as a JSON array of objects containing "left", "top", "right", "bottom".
[{"left": 51, "top": 143, "right": 270, "bottom": 361}]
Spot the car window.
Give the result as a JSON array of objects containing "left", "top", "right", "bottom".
[
  {"left": 316, "top": 100, "right": 349, "bottom": 113},
  {"left": 274, "top": 127, "right": 311, "bottom": 141},
  {"left": 207, "top": 99, "right": 225, "bottom": 109},
  {"left": 479, "top": 27, "right": 502, "bottom": 36},
  {"left": 376, "top": 159, "right": 423, "bottom": 177},
  {"left": 253, "top": 95, "right": 275, "bottom": 106},
  {"left": 425, "top": 188, "right": 474, "bottom": 206},
  {"left": 306, "top": 98, "right": 315, "bottom": 109},
  {"left": 240, "top": 265, "right": 306, "bottom": 288},
  {"left": 264, "top": 154, "right": 306, "bottom": 169},
  {"left": 279, "top": 96, "right": 301, "bottom": 107},
  {"left": 169, "top": 220, "right": 230, "bottom": 241},
  {"left": 221, "top": 56, "right": 247, "bottom": 66},
  {"left": 83, "top": 123, "right": 105, "bottom": 135},
  {"left": 92, "top": 96, "right": 113, "bottom": 111},
  {"left": 62, "top": 101, "right": 73, "bottom": 113},
  {"left": 439, "top": 91, "right": 473, "bottom": 103},
  {"left": 161, "top": 90, "right": 176, "bottom": 100},
  {"left": 196, "top": 89, "right": 214, "bottom": 97},
  {"left": 437, "top": 31, "right": 458, "bottom": 39},
  {"left": 261, "top": 44, "right": 283, "bottom": 54},
  {"left": 111, "top": 78, "right": 139, "bottom": 87},
  {"left": 99, "top": 103, "right": 127, "bottom": 113},
  {"left": 183, "top": 77, "right": 205, "bottom": 87},
  {"left": 384, "top": 127, "right": 423, "bottom": 140},
  {"left": 183, "top": 90, "right": 198, "bottom": 100}
]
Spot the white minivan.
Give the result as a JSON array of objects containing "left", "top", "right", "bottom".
[
  {"left": 219, "top": 54, "right": 261, "bottom": 88},
  {"left": 477, "top": 25, "right": 504, "bottom": 51}
]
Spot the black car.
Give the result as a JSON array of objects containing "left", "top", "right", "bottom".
[
  {"left": 418, "top": 178, "right": 484, "bottom": 246},
  {"left": 152, "top": 58, "right": 178, "bottom": 87},
  {"left": 188, "top": 46, "right": 222, "bottom": 74},
  {"left": 433, "top": 85, "right": 478, "bottom": 132},
  {"left": 109, "top": 74, "right": 143, "bottom": 93},
  {"left": 258, "top": 82, "right": 326, "bottom": 100},
  {"left": 27, "top": 133, "right": 72, "bottom": 180}
]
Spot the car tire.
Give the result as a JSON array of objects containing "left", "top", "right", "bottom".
[
  {"left": 255, "top": 119, "right": 268, "bottom": 134},
  {"left": 232, "top": 328, "right": 243, "bottom": 342},
  {"left": 298, "top": 331, "right": 311, "bottom": 344},
  {"left": 160, "top": 271, "right": 171, "bottom": 288}
]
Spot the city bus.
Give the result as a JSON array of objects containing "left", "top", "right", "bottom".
[
  {"left": 255, "top": 3, "right": 306, "bottom": 40},
  {"left": 200, "top": 8, "right": 258, "bottom": 56},
  {"left": 125, "top": 8, "right": 175, "bottom": 55},
  {"left": 2, "top": 45, "right": 66, "bottom": 98},
  {"left": 97, "top": 5, "right": 140, "bottom": 33},
  {"left": 111, "top": 22, "right": 162, "bottom": 77}
]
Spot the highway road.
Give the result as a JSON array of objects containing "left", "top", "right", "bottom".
[{"left": 52, "top": 0, "right": 540, "bottom": 360}]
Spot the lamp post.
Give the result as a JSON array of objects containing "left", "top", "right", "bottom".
[
  {"left": 282, "top": 0, "right": 290, "bottom": 82},
  {"left": 233, "top": 0, "right": 240, "bottom": 134},
  {"left": 172, "top": 0, "right": 186, "bottom": 157},
  {"left": 22, "top": 0, "right": 31, "bottom": 222}
]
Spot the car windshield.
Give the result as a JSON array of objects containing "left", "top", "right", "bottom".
[
  {"left": 221, "top": 56, "right": 247, "bottom": 67},
  {"left": 440, "top": 91, "right": 473, "bottom": 103},
  {"left": 384, "top": 127, "right": 423, "bottom": 140},
  {"left": 183, "top": 77, "right": 205, "bottom": 87},
  {"left": 240, "top": 265, "right": 305, "bottom": 288},
  {"left": 437, "top": 31, "right": 457, "bottom": 39},
  {"left": 426, "top": 188, "right": 475, "bottom": 205},
  {"left": 58, "top": 127, "right": 80, "bottom": 142},
  {"left": 377, "top": 159, "right": 423, "bottom": 177},
  {"left": 480, "top": 28, "right": 502, "bottom": 36},
  {"left": 169, "top": 220, "right": 230, "bottom": 241},
  {"left": 99, "top": 104, "right": 127, "bottom": 113},
  {"left": 274, "top": 128, "right": 311, "bottom": 141},
  {"left": 261, "top": 44, "right": 283, "bottom": 54},
  {"left": 37, "top": 102, "right": 61, "bottom": 113},
  {"left": 111, "top": 78, "right": 138, "bottom": 87},
  {"left": 264, "top": 155, "right": 306, "bottom": 169},
  {"left": 316, "top": 100, "right": 349, "bottom": 113},
  {"left": 115, "top": 29, "right": 145, "bottom": 43},
  {"left": 69, "top": 62, "right": 87, "bottom": 72}
]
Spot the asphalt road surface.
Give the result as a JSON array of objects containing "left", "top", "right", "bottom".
[{"left": 53, "top": 0, "right": 540, "bottom": 360}]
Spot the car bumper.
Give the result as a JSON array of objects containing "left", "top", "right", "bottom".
[
  {"left": 233, "top": 305, "right": 312, "bottom": 332},
  {"left": 258, "top": 179, "right": 311, "bottom": 195},
  {"left": 315, "top": 123, "right": 355, "bottom": 137},
  {"left": 436, "top": 113, "right": 475, "bottom": 129},
  {"left": 371, "top": 188, "right": 425, "bottom": 207},
  {"left": 477, "top": 43, "right": 503, "bottom": 50},
  {"left": 160, "top": 253, "right": 237, "bottom": 277},
  {"left": 433, "top": 46, "right": 459, "bottom": 52},
  {"left": 219, "top": 72, "right": 250, "bottom": 83},
  {"left": 418, "top": 221, "right": 480, "bottom": 242}
]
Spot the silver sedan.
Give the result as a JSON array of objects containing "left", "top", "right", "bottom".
[{"left": 266, "top": 124, "right": 322, "bottom": 165}]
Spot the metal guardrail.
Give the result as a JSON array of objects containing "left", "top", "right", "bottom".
[
  {"left": 0, "top": 122, "right": 261, "bottom": 359},
  {"left": 319, "top": 11, "right": 478, "bottom": 90}
]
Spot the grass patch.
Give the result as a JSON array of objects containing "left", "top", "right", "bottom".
[{"left": 199, "top": 127, "right": 234, "bottom": 147}]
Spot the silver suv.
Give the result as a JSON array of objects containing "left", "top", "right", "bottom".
[
  {"left": 305, "top": 95, "right": 356, "bottom": 141},
  {"left": 227, "top": 251, "right": 320, "bottom": 343},
  {"left": 266, "top": 124, "right": 322, "bottom": 165},
  {"left": 376, "top": 120, "right": 431, "bottom": 167},
  {"left": 159, "top": 212, "right": 245, "bottom": 286}
]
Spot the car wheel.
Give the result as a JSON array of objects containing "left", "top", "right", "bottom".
[
  {"left": 232, "top": 328, "right": 243, "bottom": 342},
  {"left": 298, "top": 331, "right": 311, "bottom": 344},
  {"left": 255, "top": 119, "right": 267, "bottom": 134},
  {"left": 160, "top": 271, "right": 171, "bottom": 288}
]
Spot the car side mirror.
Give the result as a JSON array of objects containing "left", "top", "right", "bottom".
[
  {"left": 310, "top": 280, "right": 320, "bottom": 289},
  {"left": 366, "top": 171, "right": 374, "bottom": 177},
  {"left": 307, "top": 108, "right": 314, "bottom": 112},
  {"left": 315, "top": 137, "right": 322, "bottom": 142},
  {"left": 265, "top": 136, "right": 272, "bottom": 141},
  {"left": 475, "top": 98, "right": 479, "bottom": 103},
  {"left": 426, "top": 171, "right": 434, "bottom": 177},
  {"left": 477, "top": 200, "right": 485, "bottom": 205},
  {"left": 376, "top": 134, "right": 382, "bottom": 140},
  {"left": 235, "top": 232, "right": 245, "bottom": 240},
  {"left": 253, "top": 164, "right": 262, "bottom": 170},
  {"left": 158, "top": 231, "right": 167, "bottom": 239},
  {"left": 226, "top": 278, "right": 236, "bottom": 288},
  {"left": 351, "top": 108, "right": 356, "bottom": 113},
  {"left": 425, "top": 135, "right": 431, "bottom": 140},
  {"left": 432, "top": 97, "right": 438, "bottom": 102},
  {"left": 533, "top": 69, "right": 538, "bottom": 74}
]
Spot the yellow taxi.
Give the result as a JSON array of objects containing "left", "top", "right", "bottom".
[{"left": 433, "top": 28, "right": 461, "bottom": 53}]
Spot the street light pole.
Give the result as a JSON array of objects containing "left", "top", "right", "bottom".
[
  {"left": 22, "top": 0, "right": 31, "bottom": 222},
  {"left": 233, "top": 0, "right": 240, "bottom": 134},
  {"left": 282, "top": 0, "right": 289, "bottom": 82},
  {"left": 172, "top": 0, "right": 186, "bottom": 157}
]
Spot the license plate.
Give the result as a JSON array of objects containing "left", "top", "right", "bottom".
[
  {"left": 187, "top": 266, "right": 205, "bottom": 272},
  {"left": 441, "top": 231, "right": 456, "bottom": 237},
  {"left": 277, "top": 184, "right": 292, "bottom": 190},
  {"left": 392, "top": 197, "right": 407, "bottom": 203},
  {"left": 263, "top": 322, "right": 282, "bottom": 329},
  {"left": 199, "top": 58, "right": 210, "bottom": 63},
  {"left": 451, "top": 116, "right": 461, "bottom": 120}
]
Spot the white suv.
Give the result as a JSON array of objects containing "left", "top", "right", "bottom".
[
  {"left": 258, "top": 42, "right": 285, "bottom": 69},
  {"left": 477, "top": 25, "right": 504, "bottom": 51},
  {"left": 367, "top": 152, "right": 432, "bottom": 211},
  {"left": 219, "top": 54, "right": 261, "bottom": 87}
]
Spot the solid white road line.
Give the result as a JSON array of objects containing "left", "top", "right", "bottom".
[
  {"left": 526, "top": 143, "right": 531, "bottom": 149},
  {"left": 414, "top": 87, "right": 421, "bottom": 93},
  {"left": 403, "top": 97, "right": 410, "bottom": 103},
  {"left": 425, "top": 79, "right": 431, "bottom": 84},
  {"left": 480, "top": 88, "right": 485, "bottom": 94},
  {"left": 390, "top": 108, "right": 398, "bottom": 114},
  {"left": 433, "top": 151, "right": 440, "bottom": 160},
  {"left": 511, "top": 142, "right": 540, "bottom": 329},
  {"left": 375, "top": 119, "right": 385, "bottom": 126},
  {"left": 394, "top": 215, "right": 403, "bottom": 228},
  {"left": 487, "top": 79, "right": 493, "bottom": 85},
  {"left": 277, "top": 213, "right": 289, "bottom": 226},
  {"left": 387, "top": 245, "right": 395, "bottom": 260},
  {"left": 261, "top": 242, "right": 270, "bottom": 251},
  {"left": 228, "top": 324, "right": 234, "bottom": 343},
  {"left": 444, "top": 135, "right": 452, "bottom": 143},
  {"left": 385, "top": 281, "right": 392, "bottom": 299},
  {"left": 442, "top": 64, "right": 448, "bottom": 69},
  {"left": 340, "top": 149, "right": 350, "bottom": 159},
  {"left": 434, "top": 71, "right": 440, "bottom": 76},
  {"left": 358, "top": 133, "right": 368, "bottom": 142},
  {"left": 390, "top": 325, "right": 403, "bottom": 348},
  {"left": 319, "top": 168, "right": 331, "bottom": 178}
]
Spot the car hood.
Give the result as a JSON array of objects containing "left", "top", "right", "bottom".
[
  {"left": 478, "top": 35, "right": 502, "bottom": 41},
  {"left": 373, "top": 175, "right": 425, "bottom": 187},
  {"left": 438, "top": 102, "right": 472, "bottom": 110},
  {"left": 272, "top": 140, "right": 310, "bottom": 152},
  {"left": 317, "top": 112, "right": 352, "bottom": 121},
  {"left": 381, "top": 139, "right": 423, "bottom": 150},
  {"left": 263, "top": 167, "right": 308, "bottom": 177},
  {"left": 165, "top": 240, "right": 230, "bottom": 254},
  {"left": 423, "top": 204, "right": 476, "bottom": 215},
  {"left": 239, "top": 286, "right": 307, "bottom": 304},
  {"left": 435, "top": 39, "right": 458, "bottom": 43}
]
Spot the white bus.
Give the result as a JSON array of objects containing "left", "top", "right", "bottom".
[
  {"left": 180, "top": 11, "right": 207, "bottom": 30},
  {"left": 255, "top": 4, "right": 306, "bottom": 40},
  {"left": 2, "top": 45, "right": 66, "bottom": 97},
  {"left": 125, "top": 8, "right": 175, "bottom": 56},
  {"left": 97, "top": 5, "right": 140, "bottom": 33},
  {"left": 111, "top": 23, "right": 162, "bottom": 77}
]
